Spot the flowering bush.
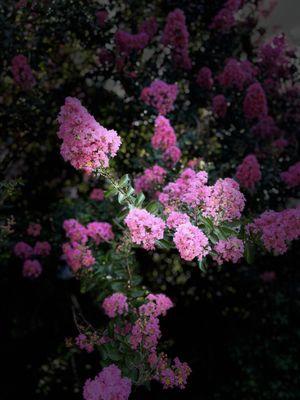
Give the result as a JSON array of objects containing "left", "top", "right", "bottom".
[{"left": 1, "top": 1, "right": 299, "bottom": 399}]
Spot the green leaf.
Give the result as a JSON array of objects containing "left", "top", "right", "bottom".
[
  {"left": 105, "top": 186, "right": 118, "bottom": 198},
  {"left": 135, "top": 192, "right": 145, "bottom": 207},
  {"left": 244, "top": 242, "right": 255, "bottom": 264},
  {"left": 156, "top": 239, "right": 172, "bottom": 250},
  {"left": 119, "top": 174, "right": 130, "bottom": 188},
  {"left": 198, "top": 258, "right": 207, "bottom": 272},
  {"left": 146, "top": 201, "right": 159, "bottom": 213}
]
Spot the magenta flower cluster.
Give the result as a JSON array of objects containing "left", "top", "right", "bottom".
[
  {"left": 125, "top": 208, "right": 165, "bottom": 250},
  {"left": 151, "top": 116, "right": 181, "bottom": 165},
  {"left": 174, "top": 222, "right": 210, "bottom": 261},
  {"left": 11, "top": 54, "right": 36, "bottom": 90},
  {"left": 236, "top": 154, "right": 262, "bottom": 189},
  {"left": 141, "top": 80, "right": 178, "bottom": 115},
  {"left": 102, "top": 293, "right": 129, "bottom": 318},
  {"left": 281, "top": 162, "right": 300, "bottom": 188},
  {"left": 134, "top": 165, "right": 167, "bottom": 195},
  {"left": 162, "top": 8, "right": 191, "bottom": 70},
  {"left": 83, "top": 364, "right": 132, "bottom": 400},
  {"left": 248, "top": 207, "right": 300, "bottom": 255},
  {"left": 57, "top": 97, "right": 121, "bottom": 171},
  {"left": 213, "top": 237, "right": 244, "bottom": 265},
  {"left": 14, "top": 223, "right": 51, "bottom": 278},
  {"left": 62, "top": 218, "right": 113, "bottom": 272}
]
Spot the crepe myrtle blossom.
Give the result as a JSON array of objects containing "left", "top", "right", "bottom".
[
  {"left": 162, "top": 8, "right": 191, "bottom": 70},
  {"left": 247, "top": 207, "right": 300, "bottom": 255},
  {"left": 217, "top": 58, "right": 257, "bottom": 90},
  {"left": 83, "top": 364, "right": 132, "bottom": 400},
  {"left": 86, "top": 222, "right": 114, "bottom": 244},
  {"left": 102, "top": 293, "right": 129, "bottom": 318},
  {"left": 115, "top": 30, "right": 149, "bottom": 55},
  {"left": 125, "top": 208, "right": 165, "bottom": 250},
  {"left": 141, "top": 80, "right": 178, "bottom": 115},
  {"left": 212, "top": 95, "right": 227, "bottom": 118},
  {"left": 33, "top": 241, "right": 51, "bottom": 257},
  {"left": 27, "top": 222, "right": 42, "bottom": 237},
  {"left": 153, "top": 353, "right": 191, "bottom": 389},
  {"left": 57, "top": 97, "right": 121, "bottom": 171},
  {"left": 63, "top": 219, "right": 88, "bottom": 244},
  {"left": 196, "top": 67, "right": 213, "bottom": 90},
  {"left": 173, "top": 222, "right": 210, "bottom": 262},
  {"left": 134, "top": 165, "right": 167, "bottom": 194},
  {"left": 14, "top": 241, "right": 33, "bottom": 259},
  {"left": 166, "top": 211, "right": 190, "bottom": 230},
  {"left": 11, "top": 54, "right": 36, "bottom": 90},
  {"left": 243, "top": 83, "right": 268, "bottom": 120},
  {"left": 280, "top": 161, "right": 300, "bottom": 188},
  {"left": 152, "top": 116, "right": 177, "bottom": 151},
  {"left": 22, "top": 259, "right": 42, "bottom": 278},
  {"left": 62, "top": 242, "right": 95, "bottom": 272},
  {"left": 213, "top": 237, "right": 244, "bottom": 265},
  {"left": 89, "top": 188, "right": 104, "bottom": 201},
  {"left": 236, "top": 154, "right": 262, "bottom": 189},
  {"left": 203, "top": 178, "right": 245, "bottom": 223},
  {"left": 139, "top": 294, "right": 174, "bottom": 317},
  {"left": 163, "top": 145, "right": 182, "bottom": 166}
]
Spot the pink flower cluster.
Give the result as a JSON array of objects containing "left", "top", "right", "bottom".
[
  {"left": 196, "top": 67, "right": 214, "bottom": 90},
  {"left": 156, "top": 355, "right": 192, "bottom": 390},
  {"left": 83, "top": 364, "right": 131, "bottom": 400},
  {"left": 236, "top": 154, "right": 262, "bottom": 189},
  {"left": 159, "top": 168, "right": 208, "bottom": 210},
  {"left": 251, "top": 115, "right": 281, "bottom": 138},
  {"left": 141, "top": 80, "right": 178, "bottom": 115},
  {"left": 22, "top": 259, "right": 42, "bottom": 278},
  {"left": 27, "top": 222, "right": 42, "bottom": 237},
  {"left": 57, "top": 97, "right": 121, "bottom": 171},
  {"left": 75, "top": 333, "right": 94, "bottom": 353},
  {"left": 162, "top": 9, "right": 191, "bottom": 70},
  {"left": 213, "top": 237, "right": 244, "bottom": 265},
  {"left": 62, "top": 219, "right": 113, "bottom": 271},
  {"left": 86, "top": 222, "right": 114, "bottom": 244},
  {"left": 33, "top": 241, "right": 51, "bottom": 256},
  {"left": 248, "top": 207, "right": 300, "bottom": 255},
  {"left": 102, "top": 293, "right": 129, "bottom": 318},
  {"left": 166, "top": 211, "right": 190, "bottom": 229},
  {"left": 96, "top": 10, "right": 108, "bottom": 28},
  {"left": 243, "top": 83, "right": 268, "bottom": 120},
  {"left": 173, "top": 222, "right": 210, "bottom": 261},
  {"left": 203, "top": 178, "right": 245, "bottom": 223},
  {"left": 62, "top": 242, "right": 95, "bottom": 272},
  {"left": 90, "top": 188, "right": 104, "bottom": 201},
  {"left": 14, "top": 224, "right": 51, "bottom": 278},
  {"left": 138, "top": 17, "right": 158, "bottom": 41},
  {"left": 152, "top": 115, "right": 177, "bottom": 149},
  {"left": 258, "top": 34, "right": 291, "bottom": 78},
  {"left": 125, "top": 208, "right": 165, "bottom": 250},
  {"left": 209, "top": 0, "right": 243, "bottom": 32},
  {"left": 11, "top": 55, "right": 36, "bottom": 90},
  {"left": 14, "top": 241, "right": 33, "bottom": 259},
  {"left": 63, "top": 219, "right": 88, "bottom": 244},
  {"left": 280, "top": 161, "right": 300, "bottom": 188},
  {"left": 151, "top": 116, "right": 181, "bottom": 165},
  {"left": 139, "top": 294, "right": 174, "bottom": 317},
  {"left": 115, "top": 30, "right": 149, "bottom": 55},
  {"left": 217, "top": 58, "right": 257, "bottom": 90},
  {"left": 134, "top": 165, "right": 167, "bottom": 194},
  {"left": 159, "top": 171, "right": 245, "bottom": 223},
  {"left": 130, "top": 294, "right": 173, "bottom": 352},
  {"left": 212, "top": 95, "right": 227, "bottom": 118}
]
